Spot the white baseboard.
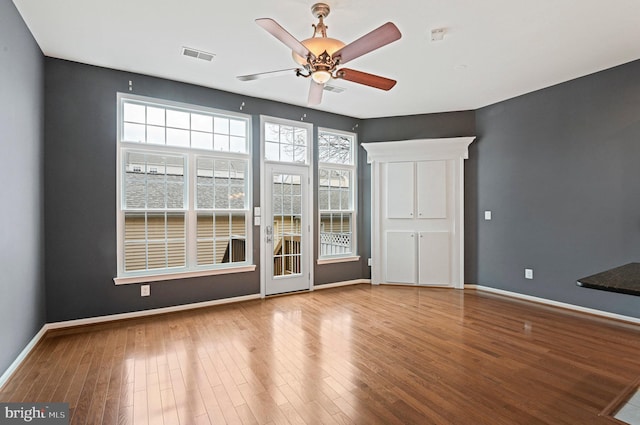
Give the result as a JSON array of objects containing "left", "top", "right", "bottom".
[
  {"left": 46, "top": 293, "right": 262, "bottom": 330},
  {"left": 0, "top": 325, "right": 47, "bottom": 390},
  {"left": 467, "top": 284, "right": 640, "bottom": 325},
  {"left": 314, "top": 279, "right": 371, "bottom": 290}
]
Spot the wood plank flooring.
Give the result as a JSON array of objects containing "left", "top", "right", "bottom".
[{"left": 2, "top": 284, "right": 640, "bottom": 424}]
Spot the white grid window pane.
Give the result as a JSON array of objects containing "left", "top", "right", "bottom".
[
  {"left": 123, "top": 152, "right": 185, "bottom": 210},
  {"left": 124, "top": 212, "right": 186, "bottom": 272},
  {"left": 124, "top": 103, "right": 145, "bottom": 124},
  {"left": 265, "top": 142, "right": 279, "bottom": 161},
  {"left": 166, "top": 109, "right": 190, "bottom": 129},
  {"left": 230, "top": 119, "right": 246, "bottom": 136},
  {"left": 166, "top": 128, "right": 189, "bottom": 147},
  {"left": 192, "top": 132, "right": 213, "bottom": 150},
  {"left": 280, "top": 143, "right": 293, "bottom": 163},
  {"left": 214, "top": 134, "right": 230, "bottom": 151},
  {"left": 147, "top": 125, "right": 165, "bottom": 144},
  {"left": 320, "top": 212, "right": 353, "bottom": 256},
  {"left": 318, "top": 132, "right": 353, "bottom": 165},
  {"left": 123, "top": 123, "right": 145, "bottom": 142},
  {"left": 196, "top": 157, "right": 247, "bottom": 210},
  {"left": 192, "top": 113, "right": 213, "bottom": 132},
  {"left": 230, "top": 136, "right": 245, "bottom": 153},
  {"left": 264, "top": 121, "right": 309, "bottom": 164},
  {"left": 121, "top": 100, "right": 249, "bottom": 154},
  {"left": 265, "top": 123, "right": 279, "bottom": 142},
  {"left": 147, "top": 106, "right": 165, "bottom": 126},
  {"left": 196, "top": 213, "right": 247, "bottom": 266},
  {"left": 214, "top": 117, "right": 230, "bottom": 134}
]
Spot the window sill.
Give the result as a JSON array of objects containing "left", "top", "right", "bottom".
[
  {"left": 114, "top": 265, "right": 257, "bottom": 285},
  {"left": 317, "top": 256, "right": 360, "bottom": 265}
]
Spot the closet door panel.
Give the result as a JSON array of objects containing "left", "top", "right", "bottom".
[
  {"left": 417, "top": 160, "right": 447, "bottom": 219},
  {"left": 386, "top": 231, "right": 417, "bottom": 283},
  {"left": 386, "top": 162, "right": 414, "bottom": 219},
  {"left": 418, "top": 231, "right": 451, "bottom": 285}
]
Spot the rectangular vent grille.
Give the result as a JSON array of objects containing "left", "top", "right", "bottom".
[
  {"left": 324, "top": 84, "right": 345, "bottom": 93},
  {"left": 182, "top": 47, "right": 215, "bottom": 62}
]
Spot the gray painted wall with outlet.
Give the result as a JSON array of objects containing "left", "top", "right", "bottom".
[
  {"left": 472, "top": 59, "right": 640, "bottom": 317},
  {"left": 42, "top": 56, "right": 640, "bottom": 322},
  {"left": 44, "top": 58, "right": 363, "bottom": 322}
]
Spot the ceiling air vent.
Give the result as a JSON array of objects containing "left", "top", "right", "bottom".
[
  {"left": 323, "top": 84, "right": 345, "bottom": 93},
  {"left": 182, "top": 47, "right": 215, "bottom": 62}
]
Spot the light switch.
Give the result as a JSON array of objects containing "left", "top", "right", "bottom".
[
  {"left": 254, "top": 216, "right": 261, "bottom": 226},
  {"left": 254, "top": 207, "right": 261, "bottom": 216},
  {"left": 484, "top": 211, "right": 492, "bottom": 220}
]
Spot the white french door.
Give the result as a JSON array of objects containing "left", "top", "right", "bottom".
[{"left": 263, "top": 163, "right": 311, "bottom": 295}]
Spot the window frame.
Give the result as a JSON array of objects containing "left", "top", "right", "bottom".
[
  {"left": 317, "top": 127, "right": 359, "bottom": 263},
  {"left": 115, "top": 93, "right": 254, "bottom": 284}
]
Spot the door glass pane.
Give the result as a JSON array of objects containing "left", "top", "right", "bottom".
[
  {"left": 272, "top": 172, "right": 303, "bottom": 278},
  {"left": 264, "top": 121, "right": 308, "bottom": 164}
]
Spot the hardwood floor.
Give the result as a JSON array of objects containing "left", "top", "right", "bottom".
[{"left": 2, "top": 284, "right": 640, "bottom": 424}]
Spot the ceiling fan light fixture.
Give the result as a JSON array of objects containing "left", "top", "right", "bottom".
[
  {"left": 311, "top": 70, "right": 332, "bottom": 84},
  {"left": 292, "top": 37, "right": 345, "bottom": 65},
  {"left": 243, "top": 3, "right": 402, "bottom": 105}
]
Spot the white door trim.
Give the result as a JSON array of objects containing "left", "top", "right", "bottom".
[{"left": 259, "top": 115, "right": 314, "bottom": 297}]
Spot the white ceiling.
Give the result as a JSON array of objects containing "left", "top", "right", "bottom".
[{"left": 12, "top": 0, "right": 640, "bottom": 119}]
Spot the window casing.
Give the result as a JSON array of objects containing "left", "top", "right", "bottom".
[
  {"left": 116, "top": 94, "right": 252, "bottom": 282},
  {"left": 318, "top": 129, "right": 357, "bottom": 259}
]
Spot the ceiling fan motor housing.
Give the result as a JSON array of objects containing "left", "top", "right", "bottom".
[{"left": 311, "top": 3, "right": 331, "bottom": 19}]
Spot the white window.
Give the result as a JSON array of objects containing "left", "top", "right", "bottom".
[
  {"left": 116, "top": 94, "right": 252, "bottom": 283},
  {"left": 264, "top": 120, "right": 309, "bottom": 164},
  {"left": 318, "top": 129, "right": 357, "bottom": 260}
]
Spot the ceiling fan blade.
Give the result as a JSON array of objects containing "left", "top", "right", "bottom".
[
  {"left": 237, "top": 68, "right": 298, "bottom": 81},
  {"left": 255, "top": 18, "right": 314, "bottom": 60},
  {"left": 336, "top": 68, "right": 397, "bottom": 91},
  {"left": 308, "top": 81, "right": 324, "bottom": 106},
  {"left": 332, "top": 22, "right": 401, "bottom": 65}
]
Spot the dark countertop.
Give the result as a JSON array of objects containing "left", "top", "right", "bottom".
[{"left": 577, "top": 262, "right": 640, "bottom": 296}]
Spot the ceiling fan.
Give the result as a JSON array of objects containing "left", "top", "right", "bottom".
[{"left": 237, "top": 2, "right": 402, "bottom": 106}]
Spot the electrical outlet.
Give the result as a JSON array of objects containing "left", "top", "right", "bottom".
[
  {"left": 141, "top": 284, "right": 150, "bottom": 297},
  {"left": 368, "top": 258, "right": 372, "bottom": 267},
  {"left": 524, "top": 269, "right": 533, "bottom": 280},
  {"left": 484, "top": 211, "right": 492, "bottom": 220}
]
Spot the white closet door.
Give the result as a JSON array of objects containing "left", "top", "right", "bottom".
[
  {"left": 386, "top": 231, "right": 417, "bottom": 283},
  {"left": 418, "top": 231, "right": 451, "bottom": 285},
  {"left": 416, "top": 160, "right": 447, "bottom": 219},
  {"left": 386, "top": 162, "right": 414, "bottom": 218}
]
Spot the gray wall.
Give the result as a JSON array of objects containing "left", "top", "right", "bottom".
[
  {"left": 44, "top": 58, "right": 364, "bottom": 322},
  {"left": 472, "top": 59, "right": 640, "bottom": 317},
  {"left": 0, "top": 1, "right": 46, "bottom": 376}
]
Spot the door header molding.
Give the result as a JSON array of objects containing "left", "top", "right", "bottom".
[{"left": 362, "top": 137, "right": 476, "bottom": 163}]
